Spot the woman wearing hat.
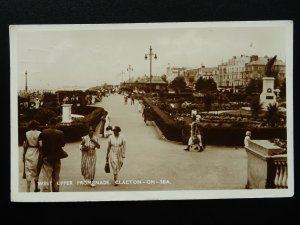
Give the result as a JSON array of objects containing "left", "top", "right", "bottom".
[{"left": 106, "top": 126, "right": 126, "bottom": 186}]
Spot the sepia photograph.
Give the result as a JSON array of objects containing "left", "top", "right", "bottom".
[{"left": 10, "top": 21, "right": 294, "bottom": 201}]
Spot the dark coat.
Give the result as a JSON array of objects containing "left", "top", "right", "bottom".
[{"left": 40, "top": 128, "right": 65, "bottom": 163}]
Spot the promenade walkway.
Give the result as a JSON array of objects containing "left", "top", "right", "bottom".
[{"left": 18, "top": 94, "right": 247, "bottom": 192}]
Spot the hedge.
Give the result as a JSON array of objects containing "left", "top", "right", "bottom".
[
  {"left": 143, "top": 97, "right": 184, "bottom": 141},
  {"left": 18, "top": 106, "right": 105, "bottom": 145},
  {"left": 73, "top": 105, "right": 101, "bottom": 115},
  {"left": 19, "top": 105, "right": 100, "bottom": 123},
  {"left": 144, "top": 97, "right": 287, "bottom": 146},
  {"left": 182, "top": 126, "right": 286, "bottom": 146},
  {"left": 18, "top": 123, "right": 88, "bottom": 145}
]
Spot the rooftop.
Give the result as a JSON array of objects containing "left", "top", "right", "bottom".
[
  {"left": 136, "top": 75, "right": 167, "bottom": 84},
  {"left": 247, "top": 57, "right": 285, "bottom": 66}
]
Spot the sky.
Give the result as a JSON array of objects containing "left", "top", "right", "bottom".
[{"left": 12, "top": 22, "right": 291, "bottom": 90}]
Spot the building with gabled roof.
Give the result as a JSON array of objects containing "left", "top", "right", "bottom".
[
  {"left": 124, "top": 75, "right": 168, "bottom": 92},
  {"left": 245, "top": 55, "right": 286, "bottom": 86}
]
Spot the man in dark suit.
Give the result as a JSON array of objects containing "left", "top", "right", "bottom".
[{"left": 40, "top": 117, "right": 65, "bottom": 192}]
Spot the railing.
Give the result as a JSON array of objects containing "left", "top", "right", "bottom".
[
  {"left": 245, "top": 140, "right": 288, "bottom": 189},
  {"left": 272, "top": 155, "right": 288, "bottom": 188}
]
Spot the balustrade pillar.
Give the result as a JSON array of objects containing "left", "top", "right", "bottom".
[{"left": 245, "top": 140, "right": 287, "bottom": 189}]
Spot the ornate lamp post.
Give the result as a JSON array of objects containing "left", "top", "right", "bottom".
[
  {"left": 25, "top": 71, "right": 28, "bottom": 93},
  {"left": 127, "top": 64, "right": 133, "bottom": 83},
  {"left": 145, "top": 45, "right": 157, "bottom": 92}
]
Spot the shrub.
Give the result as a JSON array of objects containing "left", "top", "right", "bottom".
[
  {"left": 266, "top": 103, "right": 281, "bottom": 127},
  {"left": 74, "top": 105, "right": 101, "bottom": 115},
  {"left": 180, "top": 126, "right": 287, "bottom": 146},
  {"left": 34, "top": 108, "right": 57, "bottom": 125},
  {"left": 182, "top": 126, "right": 286, "bottom": 146},
  {"left": 19, "top": 107, "right": 105, "bottom": 145},
  {"left": 56, "top": 123, "right": 89, "bottom": 142},
  {"left": 250, "top": 96, "right": 262, "bottom": 119},
  {"left": 80, "top": 107, "right": 105, "bottom": 128},
  {"left": 143, "top": 97, "right": 185, "bottom": 141}
]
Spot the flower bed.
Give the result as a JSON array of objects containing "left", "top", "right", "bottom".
[{"left": 144, "top": 97, "right": 287, "bottom": 146}]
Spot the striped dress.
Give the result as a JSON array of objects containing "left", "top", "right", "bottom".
[
  {"left": 80, "top": 135, "right": 100, "bottom": 180},
  {"left": 108, "top": 134, "right": 126, "bottom": 175}
]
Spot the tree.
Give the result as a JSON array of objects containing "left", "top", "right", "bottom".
[
  {"left": 195, "top": 77, "right": 217, "bottom": 93},
  {"left": 34, "top": 108, "right": 57, "bottom": 125},
  {"left": 246, "top": 79, "right": 262, "bottom": 95},
  {"left": 266, "top": 103, "right": 281, "bottom": 127},
  {"left": 161, "top": 74, "right": 168, "bottom": 83},
  {"left": 203, "top": 93, "right": 214, "bottom": 113},
  {"left": 273, "top": 70, "right": 281, "bottom": 89},
  {"left": 169, "top": 76, "right": 187, "bottom": 94},
  {"left": 188, "top": 76, "right": 195, "bottom": 84},
  {"left": 217, "top": 92, "right": 229, "bottom": 108},
  {"left": 250, "top": 96, "right": 262, "bottom": 119},
  {"left": 280, "top": 79, "right": 286, "bottom": 99}
]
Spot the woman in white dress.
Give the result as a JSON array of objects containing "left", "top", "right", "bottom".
[
  {"left": 23, "top": 120, "right": 42, "bottom": 192},
  {"left": 106, "top": 126, "right": 126, "bottom": 186}
]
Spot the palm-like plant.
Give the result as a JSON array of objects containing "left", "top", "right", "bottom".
[{"left": 266, "top": 103, "right": 280, "bottom": 127}]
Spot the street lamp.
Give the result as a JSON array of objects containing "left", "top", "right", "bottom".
[
  {"left": 25, "top": 70, "right": 28, "bottom": 93},
  {"left": 145, "top": 45, "right": 158, "bottom": 92},
  {"left": 126, "top": 64, "right": 133, "bottom": 83}
]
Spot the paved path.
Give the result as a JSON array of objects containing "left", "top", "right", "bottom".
[{"left": 19, "top": 94, "right": 248, "bottom": 192}]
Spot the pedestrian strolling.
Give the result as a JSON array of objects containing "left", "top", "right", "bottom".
[
  {"left": 103, "top": 112, "right": 111, "bottom": 137},
  {"left": 106, "top": 126, "right": 126, "bottom": 186},
  {"left": 99, "top": 111, "right": 107, "bottom": 137},
  {"left": 184, "top": 116, "right": 204, "bottom": 152},
  {"left": 39, "top": 117, "right": 65, "bottom": 192},
  {"left": 105, "top": 126, "right": 113, "bottom": 138},
  {"left": 244, "top": 131, "right": 251, "bottom": 148},
  {"left": 80, "top": 126, "right": 100, "bottom": 187},
  {"left": 23, "top": 120, "right": 42, "bottom": 192},
  {"left": 143, "top": 105, "right": 152, "bottom": 125},
  {"left": 124, "top": 94, "right": 128, "bottom": 104},
  {"left": 137, "top": 100, "right": 144, "bottom": 113},
  {"left": 130, "top": 93, "right": 135, "bottom": 105}
]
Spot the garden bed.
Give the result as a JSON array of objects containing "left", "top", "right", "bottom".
[{"left": 144, "top": 97, "right": 287, "bottom": 146}]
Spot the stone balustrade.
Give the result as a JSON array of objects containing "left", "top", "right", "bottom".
[
  {"left": 245, "top": 140, "right": 287, "bottom": 189},
  {"left": 273, "top": 155, "right": 288, "bottom": 188}
]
